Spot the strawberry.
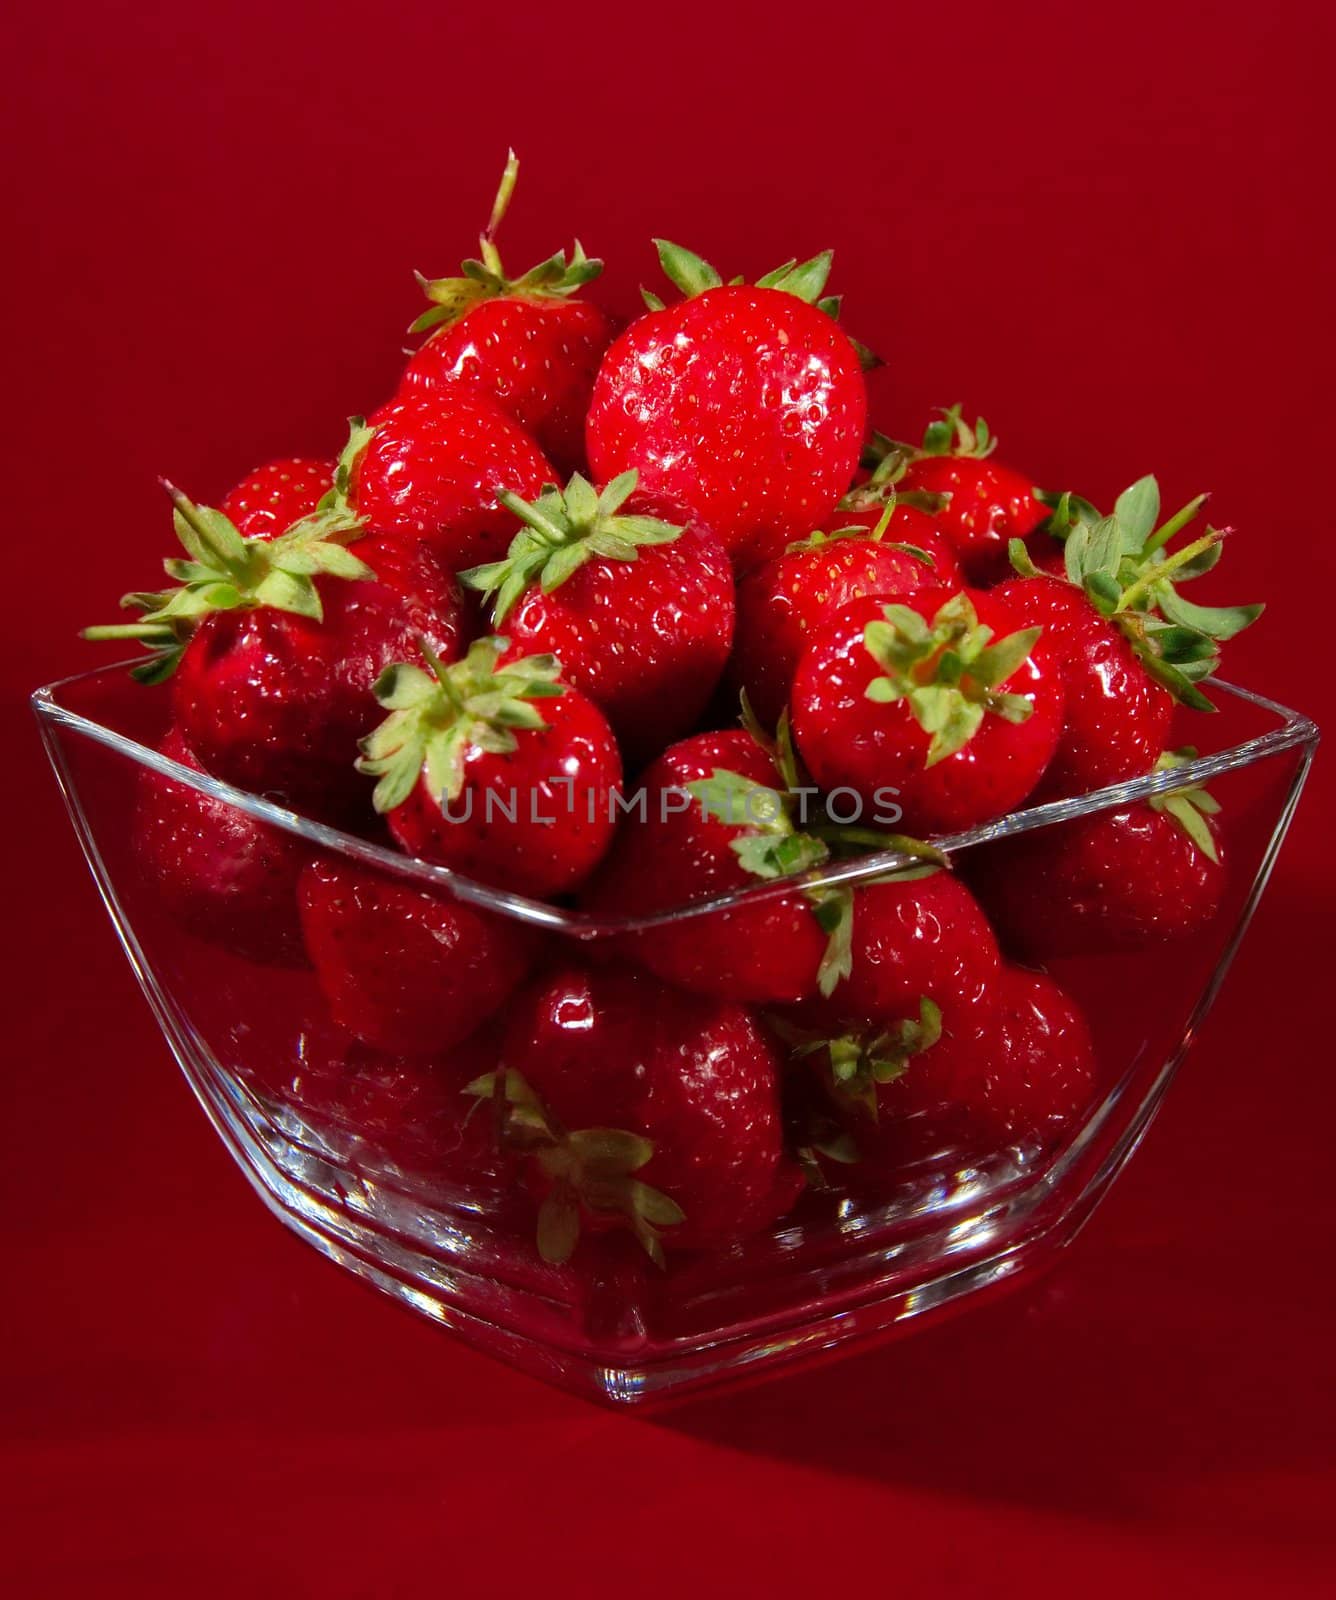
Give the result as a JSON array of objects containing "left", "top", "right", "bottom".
[
  {"left": 969, "top": 750, "right": 1226, "bottom": 956},
  {"left": 793, "top": 963, "right": 1094, "bottom": 1175},
  {"left": 990, "top": 573, "right": 1173, "bottom": 798},
  {"left": 583, "top": 727, "right": 829, "bottom": 1003},
  {"left": 731, "top": 504, "right": 963, "bottom": 729},
  {"left": 586, "top": 242, "right": 868, "bottom": 567},
  {"left": 459, "top": 470, "right": 734, "bottom": 762},
  {"left": 865, "top": 407, "right": 1046, "bottom": 582},
  {"left": 980, "top": 967, "right": 1097, "bottom": 1144},
  {"left": 583, "top": 718, "right": 941, "bottom": 1004},
  {"left": 85, "top": 437, "right": 467, "bottom": 820},
  {"left": 791, "top": 588, "right": 1065, "bottom": 834},
  {"left": 399, "top": 151, "right": 612, "bottom": 473},
  {"left": 471, "top": 965, "right": 794, "bottom": 1262},
  {"left": 298, "top": 858, "right": 534, "bottom": 1055},
  {"left": 249, "top": 1018, "right": 516, "bottom": 1188},
  {"left": 357, "top": 636, "right": 621, "bottom": 897},
  {"left": 220, "top": 456, "right": 333, "bottom": 540},
  {"left": 1007, "top": 474, "right": 1263, "bottom": 717},
  {"left": 350, "top": 391, "right": 554, "bottom": 571},
  {"left": 134, "top": 727, "right": 309, "bottom": 965}
]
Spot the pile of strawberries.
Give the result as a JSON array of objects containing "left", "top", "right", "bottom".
[{"left": 89, "top": 156, "right": 1261, "bottom": 1268}]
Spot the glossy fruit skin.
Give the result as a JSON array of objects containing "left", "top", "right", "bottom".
[
  {"left": 731, "top": 507, "right": 963, "bottom": 729},
  {"left": 791, "top": 588, "right": 1065, "bottom": 833},
  {"left": 134, "top": 727, "right": 309, "bottom": 965},
  {"left": 502, "top": 965, "right": 794, "bottom": 1250},
  {"left": 969, "top": 804, "right": 1225, "bottom": 958},
  {"left": 219, "top": 457, "right": 333, "bottom": 541},
  {"left": 499, "top": 510, "right": 734, "bottom": 765},
  {"left": 400, "top": 297, "right": 614, "bottom": 475},
  {"left": 981, "top": 967, "right": 1097, "bottom": 1143},
  {"left": 386, "top": 684, "right": 621, "bottom": 898},
  {"left": 298, "top": 859, "right": 534, "bottom": 1056},
  {"left": 898, "top": 456, "right": 1046, "bottom": 582},
  {"left": 586, "top": 287, "right": 867, "bottom": 568},
  {"left": 991, "top": 575, "right": 1173, "bottom": 799},
  {"left": 352, "top": 391, "right": 554, "bottom": 570},
  {"left": 582, "top": 729, "right": 828, "bottom": 1004},
  {"left": 795, "top": 870, "right": 1001, "bottom": 1037},
  {"left": 174, "top": 538, "right": 464, "bottom": 821}
]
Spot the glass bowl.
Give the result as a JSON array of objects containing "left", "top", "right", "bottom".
[{"left": 34, "top": 662, "right": 1318, "bottom": 1404}]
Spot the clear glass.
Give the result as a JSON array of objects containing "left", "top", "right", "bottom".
[{"left": 34, "top": 663, "right": 1319, "bottom": 1404}]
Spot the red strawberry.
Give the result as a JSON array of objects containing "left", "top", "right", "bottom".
[
  {"left": 298, "top": 858, "right": 534, "bottom": 1056},
  {"left": 980, "top": 967, "right": 1097, "bottom": 1144},
  {"left": 868, "top": 407, "right": 1046, "bottom": 582},
  {"left": 460, "top": 471, "right": 734, "bottom": 763},
  {"left": 474, "top": 965, "right": 794, "bottom": 1262},
  {"left": 791, "top": 868, "right": 1001, "bottom": 1036},
  {"left": 351, "top": 391, "right": 554, "bottom": 571},
  {"left": 1006, "top": 475, "right": 1263, "bottom": 718},
  {"left": 586, "top": 242, "right": 867, "bottom": 567},
  {"left": 85, "top": 457, "right": 466, "bottom": 821},
  {"left": 990, "top": 574, "right": 1172, "bottom": 797},
  {"left": 357, "top": 636, "right": 621, "bottom": 898},
  {"left": 731, "top": 505, "right": 963, "bottom": 729},
  {"left": 134, "top": 727, "right": 309, "bottom": 965},
  {"left": 220, "top": 456, "right": 333, "bottom": 540},
  {"left": 399, "top": 152, "right": 612, "bottom": 473},
  {"left": 796, "top": 964, "right": 1094, "bottom": 1175},
  {"left": 970, "top": 750, "right": 1226, "bottom": 956},
  {"left": 251, "top": 1019, "right": 517, "bottom": 1189},
  {"left": 791, "top": 588, "right": 1065, "bottom": 834},
  {"left": 584, "top": 725, "right": 886, "bottom": 1005}
]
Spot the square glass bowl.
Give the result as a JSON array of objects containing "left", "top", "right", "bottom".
[{"left": 34, "top": 663, "right": 1318, "bottom": 1404}]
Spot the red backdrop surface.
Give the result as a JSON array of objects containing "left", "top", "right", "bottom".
[{"left": 4, "top": 1, "right": 1335, "bottom": 1593}]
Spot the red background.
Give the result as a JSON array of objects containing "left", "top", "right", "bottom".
[{"left": 4, "top": 1, "right": 1335, "bottom": 1592}]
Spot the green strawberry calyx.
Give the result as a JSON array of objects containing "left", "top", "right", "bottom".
[
  {"left": 787, "top": 999, "right": 944, "bottom": 1120},
  {"left": 465, "top": 1069, "right": 684, "bottom": 1268},
  {"left": 1147, "top": 747, "right": 1222, "bottom": 863},
  {"left": 357, "top": 635, "right": 566, "bottom": 814},
  {"left": 860, "top": 403, "right": 998, "bottom": 480},
  {"left": 862, "top": 593, "right": 1042, "bottom": 765},
  {"left": 685, "top": 703, "right": 945, "bottom": 996},
  {"left": 642, "top": 240, "right": 881, "bottom": 369},
  {"left": 410, "top": 150, "right": 603, "bottom": 335},
  {"left": 1008, "top": 474, "right": 1263, "bottom": 711},
  {"left": 784, "top": 503, "right": 938, "bottom": 566},
  {"left": 82, "top": 420, "right": 375, "bottom": 684},
  {"left": 459, "top": 470, "right": 684, "bottom": 625}
]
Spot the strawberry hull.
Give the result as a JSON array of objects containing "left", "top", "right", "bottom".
[{"left": 35, "top": 663, "right": 1318, "bottom": 1403}]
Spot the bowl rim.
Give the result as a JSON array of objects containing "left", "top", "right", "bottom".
[{"left": 32, "top": 662, "right": 1320, "bottom": 936}]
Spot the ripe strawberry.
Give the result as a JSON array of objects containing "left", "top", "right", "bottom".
[
  {"left": 220, "top": 457, "right": 333, "bottom": 540},
  {"left": 86, "top": 450, "right": 466, "bottom": 820},
  {"left": 791, "top": 588, "right": 1064, "bottom": 834},
  {"left": 586, "top": 242, "right": 868, "bottom": 567},
  {"left": 970, "top": 750, "right": 1226, "bottom": 956},
  {"left": 357, "top": 637, "right": 621, "bottom": 897},
  {"left": 981, "top": 967, "right": 1097, "bottom": 1144},
  {"left": 991, "top": 573, "right": 1173, "bottom": 797},
  {"left": 866, "top": 407, "right": 1046, "bottom": 582},
  {"left": 472, "top": 965, "right": 794, "bottom": 1262},
  {"left": 731, "top": 505, "right": 963, "bottom": 729},
  {"left": 794, "top": 964, "right": 1094, "bottom": 1174},
  {"left": 460, "top": 471, "right": 734, "bottom": 762},
  {"left": 1007, "top": 474, "right": 1263, "bottom": 718},
  {"left": 350, "top": 391, "right": 554, "bottom": 571},
  {"left": 298, "top": 858, "right": 534, "bottom": 1055},
  {"left": 250, "top": 1018, "right": 517, "bottom": 1189},
  {"left": 134, "top": 727, "right": 309, "bottom": 965},
  {"left": 399, "top": 151, "right": 612, "bottom": 473}
]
